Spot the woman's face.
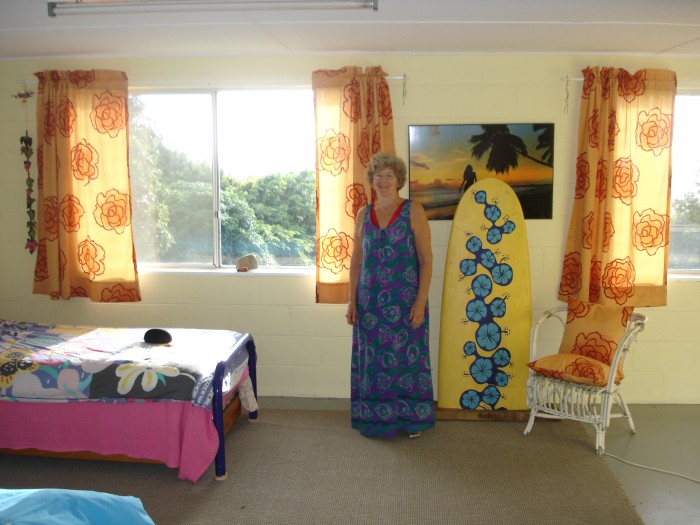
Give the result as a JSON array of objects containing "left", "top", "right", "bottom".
[{"left": 372, "top": 167, "right": 399, "bottom": 198}]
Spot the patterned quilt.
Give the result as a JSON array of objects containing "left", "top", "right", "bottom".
[{"left": 0, "top": 320, "right": 251, "bottom": 409}]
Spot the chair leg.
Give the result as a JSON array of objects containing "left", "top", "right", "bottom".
[
  {"left": 595, "top": 427, "right": 606, "bottom": 455},
  {"left": 523, "top": 410, "right": 536, "bottom": 436},
  {"left": 616, "top": 392, "right": 636, "bottom": 434}
]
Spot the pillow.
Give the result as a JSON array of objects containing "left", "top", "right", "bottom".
[
  {"left": 558, "top": 297, "right": 634, "bottom": 366},
  {"left": 527, "top": 297, "right": 634, "bottom": 387},
  {"left": 0, "top": 488, "right": 155, "bottom": 525},
  {"left": 527, "top": 353, "right": 621, "bottom": 387}
]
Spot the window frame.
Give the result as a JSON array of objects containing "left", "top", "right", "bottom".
[
  {"left": 127, "top": 88, "right": 699, "bottom": 279},
  {"left": 668, "top": 89, "right": 700, "bottom": 280},
  {"left": 128, "top": 86, "right": 317, "bottom": 273}
]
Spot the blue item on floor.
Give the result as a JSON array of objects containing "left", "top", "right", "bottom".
[{"left": 0, "top": 488, "right": 155, "bottom": 525}]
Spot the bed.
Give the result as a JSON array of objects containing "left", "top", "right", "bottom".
[{"left": 0, "top": 319, "right": 258, "bottom": 482}]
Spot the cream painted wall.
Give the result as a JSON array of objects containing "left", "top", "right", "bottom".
[{"left": 1, "top": 54, "right": 699, "bottom": 403}]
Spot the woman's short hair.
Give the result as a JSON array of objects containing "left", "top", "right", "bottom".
[{"left": 367, "top": 152, "right": 407, "bottom": 190}]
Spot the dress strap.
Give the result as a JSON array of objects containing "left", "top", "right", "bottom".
[{"left": 371, "top": 200, "right": 409, "bottom": 228}]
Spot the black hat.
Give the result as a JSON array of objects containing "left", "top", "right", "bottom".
[{"left": 144, "top": 328, "right": 172, "bottom": 345}]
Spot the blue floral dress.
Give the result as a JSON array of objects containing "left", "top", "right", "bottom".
[{"left": 351, "top": 199, "right": 435, "bottom": 437}]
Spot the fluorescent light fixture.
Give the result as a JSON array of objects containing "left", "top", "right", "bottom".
[{"left": 47, "top": 0, "right": 378, "bottom": 17}]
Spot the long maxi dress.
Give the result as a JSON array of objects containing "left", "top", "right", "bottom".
[{"left": 351, "top": 199, "right": 436, "bottom": 437}]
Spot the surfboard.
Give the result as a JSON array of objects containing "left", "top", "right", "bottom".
[{"left": 437, "top": 177, "right": 532, "bottom": 419}]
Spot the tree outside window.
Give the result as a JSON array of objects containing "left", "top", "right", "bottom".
[
  {"left": 129, "top": 89, "right": 316, "bottom": 268},
  {"left": 670, "top": 95, "right": 700, "bottom": 271}
]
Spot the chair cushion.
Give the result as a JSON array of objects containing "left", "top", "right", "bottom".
[
  {"left": 527, "top": 298, "right": 633, "bottom": 387},
  {"left": 527, "top": 353, "right": 620, "bottom": 387},
  {"left": 558, "top": 297, "right": 634, "bottom": 366}
]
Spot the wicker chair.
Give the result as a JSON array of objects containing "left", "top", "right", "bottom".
[{"left": 523, "top": 305, "right": 647, "bottom": 454}]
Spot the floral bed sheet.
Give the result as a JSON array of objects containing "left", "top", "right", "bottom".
[{"left": 0, "top": 320, "right": 251, "bottom": 409}]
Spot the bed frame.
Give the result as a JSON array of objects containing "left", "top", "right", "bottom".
[
  {"left": 212, "top": 337, "right": 258, "bottom": 479},
  {"left": 0, "top": 334, "right": 258, "bottom": 481}
]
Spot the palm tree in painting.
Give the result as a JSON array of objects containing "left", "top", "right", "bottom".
[
  {"left": 469, "top": 124, "right": 553, "bottom": 174},
  {"left": 533, "top": 123, "right": 554, "bottom": 166}
]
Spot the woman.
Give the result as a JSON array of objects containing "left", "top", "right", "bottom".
[
  {"left": 459, "top": 164, "right": 477, "bottom": 193},
  {"left": 346, "top": 152, "right": 435, "bottom": 438}
]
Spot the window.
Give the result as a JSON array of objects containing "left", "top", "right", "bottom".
[
  {"left": 670, "top": 94, "right": 700, "bottom": 272},
  {"left": 129, "top": 89, "right": 316, "bottom": 268}
]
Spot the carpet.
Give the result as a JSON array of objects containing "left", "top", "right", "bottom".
[{"left": 0, "top": 409, "right": 642, "bottom": 525}]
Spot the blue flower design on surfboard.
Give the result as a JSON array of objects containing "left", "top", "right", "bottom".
[{"left": 458, "top": 189, "right": 516, "bottom": 410}]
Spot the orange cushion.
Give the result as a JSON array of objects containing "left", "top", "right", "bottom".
[
  {"left": 558, "top": 297, "right": 634, "bottom": 366},
  {"left": 527, "top": 353, "right": 621, "bottom": 387},
  {"left": 527, "top": 298, "right": 634, "bottom": 387}
]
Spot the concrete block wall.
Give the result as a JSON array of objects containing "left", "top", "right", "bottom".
[{"left": 1, "top": 54, "right": 699, "bottom": 403}]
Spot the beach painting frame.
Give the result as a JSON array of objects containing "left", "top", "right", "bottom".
[{"left": 408, "top": 123, "right": 554, "bottom": 220}]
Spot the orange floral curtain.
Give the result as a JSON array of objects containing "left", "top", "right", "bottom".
[
  {"left": 312, "top": 66, "right": 395, "bottom": 304},
  {"left": 559, "top": 67, "right": 676, "bottom": 307},
  {"left": 33, "top": 70, "right": 141, "bottom": 302}
]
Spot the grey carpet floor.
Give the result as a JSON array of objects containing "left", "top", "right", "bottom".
[{"left": 1, "top": 409, "right": 642, "bottom": 525}]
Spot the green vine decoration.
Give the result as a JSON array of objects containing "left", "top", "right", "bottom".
[{"left": 13, "top": 89, "right": 37, "bottom": 254}]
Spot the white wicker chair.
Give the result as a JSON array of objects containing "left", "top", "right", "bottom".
[{"left": 523, "top": 305, "right": 647, "bottom": 454}]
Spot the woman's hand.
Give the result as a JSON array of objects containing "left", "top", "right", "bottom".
[
  {"left": 346, "top": 302, "right": 358, "bottom": 325},
  {"left": 409, "top": 299, "right": 427, "bottom": 329}
]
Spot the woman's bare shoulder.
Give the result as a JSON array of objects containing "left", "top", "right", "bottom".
[{"left": 409, "top": 200, "right": 427, "bottom": 218}]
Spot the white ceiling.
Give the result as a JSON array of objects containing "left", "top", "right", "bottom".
[{"left": 1, "top": 0, "right": 700, "bottom": 60}]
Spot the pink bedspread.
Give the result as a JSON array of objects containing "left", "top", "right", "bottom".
[
  {"left": 0, "top": 399, "right": 220, "bottom": 482},
  {"left": 0, "top": 320, "right": 258, "bottom": 481}
]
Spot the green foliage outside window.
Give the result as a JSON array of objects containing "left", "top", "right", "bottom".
[{"left": 129, "top": 96, "right": 315, "bottom": 267}]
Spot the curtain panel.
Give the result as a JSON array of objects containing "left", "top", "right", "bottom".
[
  {"left": 33, "top": 70, "right": 141, "bottom": 302},
  {"left": 312, "top": 66, "right": 395, "bottom": 304},
  {"left": 559, "top": 67, "right": 676, "bottom": 307}
]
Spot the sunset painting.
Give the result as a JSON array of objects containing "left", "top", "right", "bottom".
[{"left": 408, "top": 123, "right": 554, "bottom": 220}]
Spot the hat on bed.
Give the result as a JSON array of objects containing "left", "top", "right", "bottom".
[{"left": 144, "top": 328, "right": 172, "bottom": 345}]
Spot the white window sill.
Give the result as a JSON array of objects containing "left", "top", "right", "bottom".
[
  {"left": 137, "top": 265, "right": 314, "bottom": 277},
  {"left": 668, "top": 271, "right": 700, "bottom": 281}
]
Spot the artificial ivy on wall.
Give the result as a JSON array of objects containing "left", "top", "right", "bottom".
[{"left": 12, "top": 89, "right": 37, "bottom": 254}]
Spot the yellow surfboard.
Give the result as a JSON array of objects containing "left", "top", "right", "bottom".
[{"left": 437, "top": 178, "right": 531, "bottom": 417}]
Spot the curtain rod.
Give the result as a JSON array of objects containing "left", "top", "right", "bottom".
[
  {"left": 558, "top": 75, "right": 700, "bottom": 114},
  {"left": 560, "top": 76, "right": 700, "bottom": 86},
  {"left": 17, "top": 74, "right": 406, "bottom": 85},
  {"left": 16, "top": 72, "right": 410, "bottom": 103}
]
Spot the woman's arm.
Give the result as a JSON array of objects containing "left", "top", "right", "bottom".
[
  {"left": 346, "top": 206, "right": 366, "bottom": 325},
  {"left": 409, "top": 201, "right": 433, "bottom": 329}
]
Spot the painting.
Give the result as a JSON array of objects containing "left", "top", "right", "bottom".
[{"left": 408, "top": 124, "right": 554, "bottom": 220}]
